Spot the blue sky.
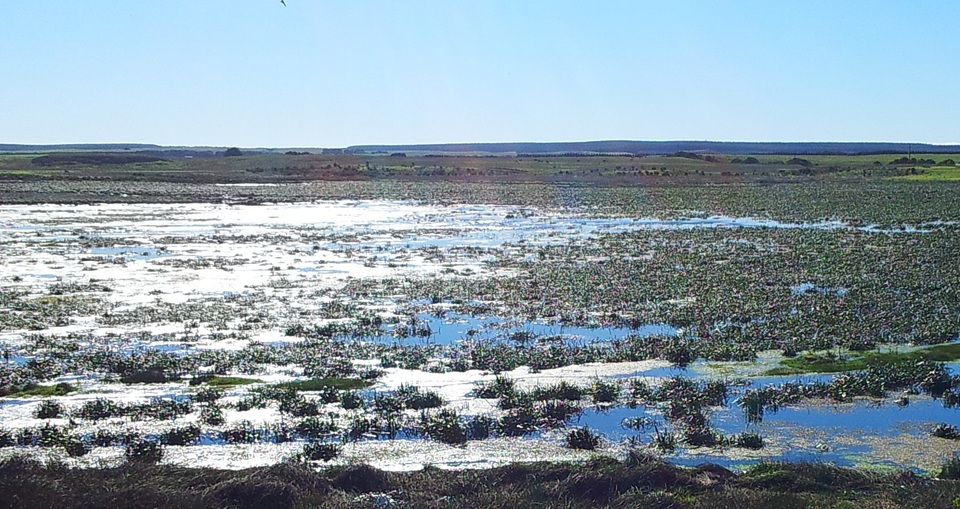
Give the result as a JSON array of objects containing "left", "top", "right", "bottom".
[{"left": 1, "top": 1, "right": 957, "bottom": 147}]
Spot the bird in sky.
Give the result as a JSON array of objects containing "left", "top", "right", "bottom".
[{"left": 280, "top": 0, "right": 286, "bottom": 6}]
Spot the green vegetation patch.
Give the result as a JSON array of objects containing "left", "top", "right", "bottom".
[
  {"left": 893, "top": 166, "right": 960, "bottom": 181},
  {"left": 2, "top": 382, "right": 78, "bottom": 398},
  {"left": 204, "top": 376, "right": 263, "bottom": 388},
  {"left": 273, "top": 377, "right": 372, "bottom": 392},
  {"left": 767, "top": 342, "right": 960, "bottom": 375}
]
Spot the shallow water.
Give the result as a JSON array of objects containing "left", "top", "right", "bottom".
[{"left": 0, "top": 200, "right": 957, "bottom": 471}]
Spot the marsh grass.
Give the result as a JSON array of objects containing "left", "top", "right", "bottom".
[
  {"left": 273, "top": 378, "right": 372, "bottom": 392},
  {"left": 774, "top": 343, "right": 960, "bottom": 375},
  {"left": 2, "top": 382, "right": 77, "bottom": 398},
  {"left": 201, "top": 376, "right": 262, "bottom": 388}
]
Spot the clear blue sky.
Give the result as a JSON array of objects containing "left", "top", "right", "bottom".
[{"left": 1, "top": 1, "right": 958, "bottom": 147}]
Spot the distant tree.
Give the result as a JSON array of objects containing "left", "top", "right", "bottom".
[{"left": 224, "top": 147, "right": 243, "bottom": 157}]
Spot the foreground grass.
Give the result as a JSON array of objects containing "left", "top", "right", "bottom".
[{"left": 0, "top": 455, "right": 958, "bottom": 509}]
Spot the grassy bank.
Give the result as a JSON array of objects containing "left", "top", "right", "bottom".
[{"left": 1, "top": 455, "right": 958, "bottom": 509}]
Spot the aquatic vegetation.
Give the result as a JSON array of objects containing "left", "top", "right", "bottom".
[
  {"left": 199, "top": 404, "right": 226, "bottom": 426},
  {"left": 933, "top": 424, "right": 960, "bottom": 440},
  {"left": 273, "top": 377, "right": 373, "bottom": 392},
  {"left": 192, "top": 387, "right": 224, "bottom": 404},
  {"left": 61, "top": 435, "right": 90, "bottom": 457},
  {"left": 340, "top": 391, "right": 364, "bottom": 410},
  {"left": 567, "top": 426, "right": 601, "bottom": 450},
  {"left": 466, "top": 415, "right": 495, "bottom": 440},
  {"left": 301, "top": 441, "right": 341, "bottom": 462},
  {"left": 124, "top": 439, "right": 164, "bottom": 464},
  {"left": 731, "top": 431, "right": 765, "bottom": 450},
  {"left": 0, "top": 428, "right": 14, "bottom": 448},
  {"left": 474, "top": 375, "right": 516, "bottom": 399},
  {"left": 76, "top": 398, "right": 125, "bottom": 421},
  {"left": 591, "top": 379, "right": 622, "bottom": 404},
  {"left": 294, "top": 416, "right": 338, "bottom": 440},
  {"left": 161, "top": 425, "right": 202, "bottom": 446},
  {"left": 532, "top": 381, "right": 585, "bottom": 401},
  {"left": 222, "top": 421, "right": 264, "bottom": 444},
  {"left": 2, "top": 382, "right": 77, "bottom": 398},
  {"left": 395, "top": 384, "right": 444, "bottom": 410},
  {"left": 419, "top": 408, "right": 467, "bottom": 445},
  {"left": 940, "top": 454, "right": 960, "bottom": 480},
  {"left": 34, "top": 400, "right": 65, "bottom": 419}
]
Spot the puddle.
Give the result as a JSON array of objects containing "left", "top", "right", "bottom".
[{"left": 792, "top": 283, "right": 848, "bottom": 296}]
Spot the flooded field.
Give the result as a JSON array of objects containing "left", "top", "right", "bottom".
[{"left": 1, "top": 200, "right": 958, "bottom": 473}]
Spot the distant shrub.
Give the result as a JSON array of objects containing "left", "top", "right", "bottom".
[
  {"left": 786, "top": 157, "right": 813, "bottom": 167},
  {"left": 347, "top": 415, "right": 377, "bottom": 441},
  {"left": 539, "top": 400, "right": 582, "bottom": 424},
  {"left": 372, "top": 393, "right": 404, "bottom": 414},
  {"left": 703, "top": 380, "right": 728, "bottom": 406},
  {"left": 16, "top": 428, "right": 37, "bottom": 446},
  {"left": 280, "top": 394, "right": 320, "bottom": 417},
  {"left": 271, "top": 423, "right": 292, "bottom": 444},
  {"left": 684, "top": 425, "right": 721, "bottom": 447}
]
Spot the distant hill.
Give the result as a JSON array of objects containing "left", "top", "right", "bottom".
[
  {"left": 346, "top": 141, "right": 960, "bottom": 156},
  {"left": 4, "top": 141, "right": 959, "bottom": 156}
]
